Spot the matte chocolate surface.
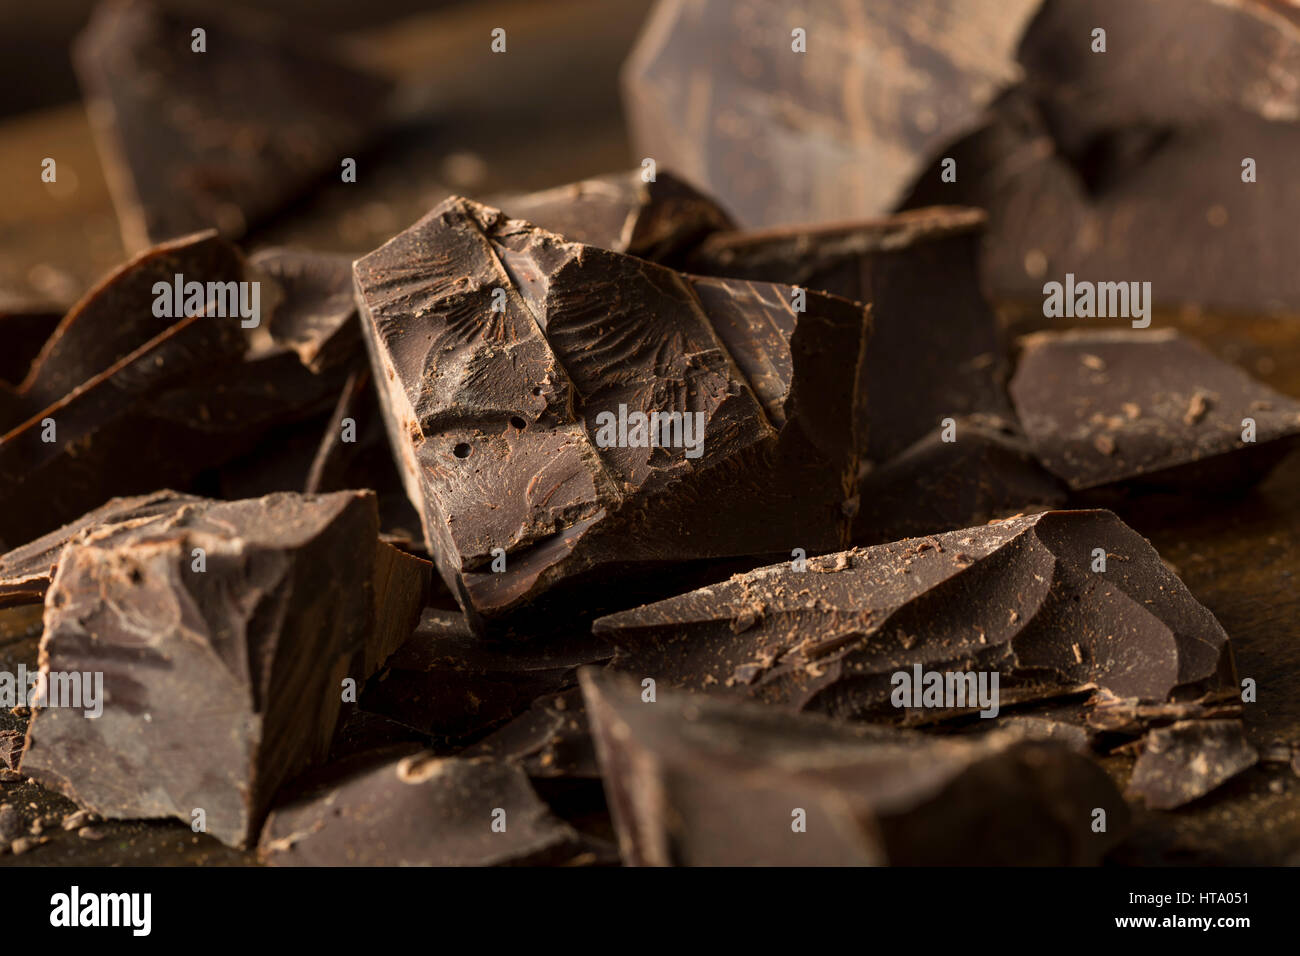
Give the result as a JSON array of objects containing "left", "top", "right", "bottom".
[
  {"left": 75, "top": 0, "right": 392, "bottom": 250},
  {"left": 582, "top": 669, "right": 1128, "bottom": 865},
  {"left": 259, "top": 749, "right": 585, "bottom": 866},
  {"left": 595, "top": 509, "right": 1235, "bottom": 722},
  {"left": 20, "top": 491, "right": 426, "bottom": 848},
  {"left": 492, "top": 168, "right": 735, "bottom": 261},
  {"left": 1127, "top": 719, "right": 1259, "bottom": 810},
  {"left": 1010, "top": 329, "right": 1300, "bottom": 494}
]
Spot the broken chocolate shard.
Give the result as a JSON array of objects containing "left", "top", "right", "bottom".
[
  {"left": 582, "top": 669, "right": 1126, "bottom": 865},
  {"left": 259, "top": 750, "right": 583, "bottom": 866},
  {"left": 594, "top": 509, "right": 1235, "bottom": 723},
  {"left": 251, "top": 247, "right": 361, "bottom": 374},
  {"left": 623, "top": 0, "right": 1042, "bottom": 228},
  {"left": 0, "top": 490, "right": 201, "bottom": 606},
  {"left": 361, "top": 609, "right": 611, "bottom": 744},
  {"left": 1009, "top": 329, "right": 1300, "bottom": 495},
  {"left": 75, "top": 0, "right": 393, "bottom": 250},
  {"left": 1127, "top": 719, "right": 1259, "bottom": 810},
  {"left": 689, "top": 207, "right": 1013, "bottom": 465},
  {"left": 19, "top": 490, "right": 427, "bottom": 848},
  {"left": 852, "top": 418, "right": 1066, "bottom": 544},
  {"left": 465, "top": 687, "right": 600, "bottom": 779},
  {"left": 354, "top": 196, "right": 871, "bottom": 631},
  {"left": 491, "top": 169, "right": 735, "bottom": 262},
  {"left": 2, "top": 230, "right": 246, "bottom": 432}
]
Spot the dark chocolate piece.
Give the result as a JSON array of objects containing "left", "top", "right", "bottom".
[
  {"left": 1009, "top": 330, "right": 1300, "bottom": 494},
  {"left": 259, "top": 750, "right": 584, "bottom": 866},
  {"left": 354, "top": 196, "right": 871, "bottom": 632},
  {"left": 0, "top": 730, "right": 22, "bottom": 771},
  {"left": 1086, "top": 691, "right": 1244, "bottom": 736},
  {"left": 852, "top": 418, "right": 1066, "bottom": 544},
  {"left": 688, "top": 207, "right": 1014, "bottom": 465},
  {"left": 251, "top": 248, "right": 361, "bottom": 374},
  {"left": 582, "top": 670, "right": 1127, "bottom": 865},
  {"left": 1127, "top": 719, "right": 1259, "bottom": 810},
  {"left": 20, "top": 491, "right": 427, "bottom": 848},
  {"left": 594, "top": 509, "right": 1235, "bottom": 723},
  {"left": 361, "top": 609, "right": 611, "bottom": 744},
  {"left": 74, "top": 0, "right": 392, "bottom": 250},
  {"left": 900, "top": 0, "right": 1300, "bottom": 313},
  {"left": 491, "top": 169, "right": 735, "bottom": 261},
  {"left": 465, "top": 687, "right": 599, "bottom": 779},
  {"left": 623, "top": 0, "right": 1041, "bottom": 228}
]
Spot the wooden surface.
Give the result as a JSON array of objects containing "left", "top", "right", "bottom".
[{"left": 2, "top": 0, "right": 1299, "bottom": 866}]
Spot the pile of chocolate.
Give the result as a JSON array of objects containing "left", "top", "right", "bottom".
[{"left": 2, "top": 0, "right": 1298, "bottom": 865}]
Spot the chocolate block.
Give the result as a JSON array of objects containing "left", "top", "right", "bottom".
[
  {"left": 623, "top": 0, "right": 1042, "bottom": 228},
  {"left": 594, "top": 509, "right": 1235, "bottom": 723},
  {"left": 259, "top": 750, "right": 584, "bottom": 866},
  {"left": 852, "top": 418, "right": 1066, "bottom": 544},
  {"left": 582, "top": 670, "right": 1127, "bottom": 865},
  {"left": 0, "top": 491, "right": 201, "bottom": 607},
  {"left": 251, "top": 248, "right": 361, "bottom": 374},
  {"left": 1009, "top": 330, "right": 1300, "bottom": 494},
  {"left": 688, "top": 207, "right": 1014, "bottom": 463},
  {"left": 354, "top": 196, "right": 871, "bottom": 631},
  {"left": 1127, "top": 720, "right": 1258, "bottom": 810},
  {"left": 0, "top": 730, "right": 22, "bottom": 771},
  {"left": 75, "top": 0, "right": 393, "bottom": 250},
  {"left": 361, "top": 609, "right": 611, "bottom": 744},
  {"left": 19, "top": 491, "right": 426, "bottom": 848},
  {"left": 900, "top": 0, "right": 1300, "bottom": 313},
  {"left": 491, "top": 169, "right": 735, "bottom": 261}
]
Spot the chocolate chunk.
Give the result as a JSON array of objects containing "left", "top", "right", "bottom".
[
  {"left": 251, "top": 248, "right": 361, "bottom": 374},
  {"left": 852, "top": 419, "right": 1066, "bottom": 544},
  {"left": 624, "top": 0, "right": 1042, "bottom": 228},
  {"left": 491, "top": 169, "right": 735, "bottom": 261},
  {"left": 259, "top": 750, "right": 584, "bottom": 866},
  {"left": 465, "top": 687, "right": 599, "bottom": 779},
  {"left": 0, "top": 730, "right": 22, "bottom": 771},
  {"left": 688, "top": 207, "right": 1014, "bottom": 465},
  {"left": 0, "top": 491, "right": 201, "bottom": 606},
  {"left": 900, "top": 1, "right": 1300, "bottom": 313},
  {"left": 20, "top": 491, "right": 427, "bottom": 848},
  {"left": 594, "top": 509, "right": 1235, "bottom": 722},
  {"left": 361, "top": 609, "right": 611, "bottom": 744},
  {"left": 1010, "top": 330, "right": 1300, "bottom": 495},
  {"left": 1127, "top": 719, "right": 1259, "bottom": 810},
  {"left": 74, "top": 0, "right": 392, "bottom": 250},
  {"left": 354, "top": 196, "right": 870, "bottom": 632},
  {"left": 1086, "top": 691, "right": 1243, "bottom": 736},
  {"left": 582, "top": 669, "right": 1126, "bottom": 865},
  {"left": 1, "top": 230, "right": 246, "bottom": 431}
]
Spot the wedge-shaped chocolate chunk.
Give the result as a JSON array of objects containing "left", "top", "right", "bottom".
[
  {"left": 595, "top": 510, "right": 1235, "bottom": 722},
  {"left": 75, "top": 0, "right": 392, "bottom": 250},
  {"left": 582, "top": 670, "right": 1126, "bottom": 865},
  {"left": 623, "top": 0, "right": 1042, "bottom": 228},
  {"left": 1127, "top": 719, "right": 1258, "bottom": 810},
  {"left": 853, "top": 419, "right": 1065, "bottom": 544},
  {"left": 0, "top": 491, "right": 201, "bottom": 608},
  {"left": 354, "top": 196, "right": 870, "bottom": 631},
  {"left": 492, "top": 169, "right": 735, "bottom": 262},
  {"left": 251, "top": 248, "right": 361, "bottom": 374},
  {"left": 19, "top": 491, "right": 426, "bottom": 848},
  {"left": 1009, "top": 330, "right": 1300, "bottom": 494},
  {"left": 465, "top": 687, "right": 599, "bottom": 779},
  {"left": 688, "top": 207, "right": 1013, "bottom": 463},
  {"left": 1, "top": 230, "right": 245, "bottom": 432},
  {"left": 259, "top": 750, "right": 583, "bottom": 866},
  {"left": 362, "top": 609, "right": 611, "bottom": 744}
]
